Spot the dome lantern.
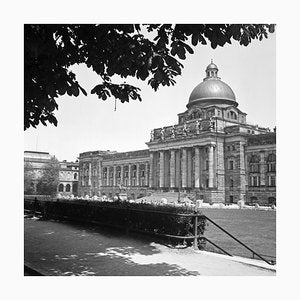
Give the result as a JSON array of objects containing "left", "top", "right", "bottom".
[{"left": 205, "top": 59, "right": 219, "bottom": 79}]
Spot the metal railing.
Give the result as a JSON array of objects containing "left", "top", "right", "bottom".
[{"left": 202, "top": 215, "right": 275, "bottom": 265}]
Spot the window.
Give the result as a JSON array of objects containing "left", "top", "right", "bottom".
[
  {"left": 74, "top": 173, "right": 77, "bottom": 180},
  {"left": 249, "top": 155, "right": 260, "bottom": 172},
  {"left": 268, "top": 175, "right": 276, "bottom": 187},
  {"left": 141, "top": 170, "right": 145, "bottom": 177},
  {"left": 250, "top": 176, "right": 260, "bottom": 187},
  {"left": 267, "top": 153, "right": 276, "bottom": 172},
  {"left": 230, "top": 178, "right": 234, "bottom": 188},
  {"left": 229, "top": 111, "right": 237, "bottom": 120},
  {"left": 58, "top": 184, "right": 64, "bottom": 192},
  {"left": 250, "top": 196, "right": 258, "bottom": 203},
  {"left": 228, "top": 160, "right": 234, "bottom": 170},
  {"left": 66, "top": 184, "right": 71, "bottom": 192},
  {"left": 206, "top": 178, "right": 209, "bottom": 188},
  {"left": 229, "top": 196, "right": 234, "bottom": 203},
  {"left": 205, "top": 160, "right": 209, "bottom": 170}
]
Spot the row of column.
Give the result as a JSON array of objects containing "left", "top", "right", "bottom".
[
  {"left": 99, "top": 163, "right": 149, "bottom": 187},
  {"left": 149, "top": 143, "right": 215, "bottom": 189}
]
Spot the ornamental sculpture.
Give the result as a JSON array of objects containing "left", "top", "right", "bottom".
[
  {"left": 183, "top": 122, "right": 188, "bottom": 136},
  {"left": 150, "top": 130, "right": 154, "bottom": 141},
  {"left": 171, "top": 125, "right": 176, "bottom": 138},
  {"left": 160, "top": 127, "right": 165, "bottom": 140}
]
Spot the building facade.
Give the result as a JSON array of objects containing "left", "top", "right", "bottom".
[
  {"left": 24, "top": 151, "right": 79, "bottom": 196},
  {"left": 78, "top": 62, "right": 276, "bottom": 205}
]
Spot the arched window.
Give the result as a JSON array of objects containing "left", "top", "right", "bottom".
[
  {"left": 230, "top": 111, "right": 237, "bottom": 120},
  {"left": 249, "top": 155, "right": 260, "bottom": 172},
  {"left": 103, "top": 167, "right": 107, "bottom": 178},
  {"left": 66, "top": 184, "right": 71, "bottom": 192},
  {"left": 58, "top": 184, "right": 64, "bottom": 192},
  {"left": 250, "top": 196, "right": 258, "bottom": 203},
  {"left": 74, "top": 173, "right": 77, "bottom": 180}
]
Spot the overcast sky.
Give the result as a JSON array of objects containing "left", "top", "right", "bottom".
[{"left": 24, "top": 29, "right": 276, "bottom": 162}]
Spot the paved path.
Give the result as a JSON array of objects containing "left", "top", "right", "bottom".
[{"left": 24, "top": 217, "right": 275, "bottom": 276}]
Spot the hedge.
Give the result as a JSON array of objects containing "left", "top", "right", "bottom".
[{"left": 24, "top": 199, "right": 206, "bottom": 245}]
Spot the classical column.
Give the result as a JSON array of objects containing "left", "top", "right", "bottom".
[
  {"left": 106, "top": 167, "right": 110, "bottom": 186},
  {"left": 194, "top": 146, "right": 200, "bottom": 188},
  {"left": 259, "top": 151, "right": 266, "bottom": 186},
  {"left": 170, "top": 149, "right": 176, "bottom": 188},
  {"left": 208, "top": 143, "right": 215, "bottom": 188},
  {"left": 187, "top": 148, "right": 192, "bottom": 188},
  {"left": 149, "top": 153, "right": 154, "bottom": 188},
  {"left": 98, "top": 160, "right": 102, "bottom": 187},
  {"left": 175, "top": 150, "right": 181, "bottom": 188},
  {"left": 88, "top": 162, "right": 92, "bottom": 186},
  {"left": 136, "top": 163, "right": 140, "bottom": 186},
  {"left": 113, "top": 165, "right": 117, "bottom": 186},
  {"left": 159, "top": 151, "right": 165, "bottom": 188},
  {"left": 120, "top": 165, "right": 124, "bottom": 185},
  {"left": 181, "top": 148, "right": 187, "bottom": 188},
  {"left": 128, "top": 164, "right": 131, "bottom": 187},
  {"left": 145, "top": 163, "right": 149, "bottom": 186}
]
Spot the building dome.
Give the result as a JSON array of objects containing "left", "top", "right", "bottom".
[{"left": 187, "top": 61, "right": 237, "bottom": 108}]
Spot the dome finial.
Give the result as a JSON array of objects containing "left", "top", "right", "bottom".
[{"left": 211, "top": 59, "right": 213, "bottom": 64}]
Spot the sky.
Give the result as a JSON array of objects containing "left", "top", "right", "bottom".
[{"left": 24, "top": 29, "right": 276, "bottom": 162}]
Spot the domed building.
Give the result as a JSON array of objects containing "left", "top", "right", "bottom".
[{"left": 78, "top": 61, "right": 276, "bottom": 205}]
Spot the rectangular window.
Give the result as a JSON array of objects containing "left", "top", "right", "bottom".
[
  {"left": 205, "top": 160, "right": 209, "bottom": 170},
  {"left": 229, "top": 160, "right": 234, "bottom": 170},
  {"left": 268, "top": 175, "right": 276, "bottom": 187},
  {"left": 250, "top": 176, "right": 260, "bottom": 187}
]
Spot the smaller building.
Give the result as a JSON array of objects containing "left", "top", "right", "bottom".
[{"left": 24, "top": 151, "right": 79, "bottom": 196}]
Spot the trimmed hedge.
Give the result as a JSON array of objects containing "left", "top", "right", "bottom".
[{"left": 24, "top": 199, "right": 206, "bottom": 243}]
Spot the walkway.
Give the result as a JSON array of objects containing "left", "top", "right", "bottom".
[{"left": 24, "top": 217, "right": 275, "bottom": 276}]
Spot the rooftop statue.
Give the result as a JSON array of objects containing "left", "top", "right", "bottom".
[
  {"left": 171, "top": 125, "right": 176, "bottom": 138},
  {"left": 160, "top": 127, "right": 165, "bottom": 140},
  {"left": 183, "top": 122, "right": 188, "bottom": 136}
]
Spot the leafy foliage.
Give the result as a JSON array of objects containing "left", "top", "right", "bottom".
[
  {"left": 36, "top": 157, "right": 60, "bottom": 196},
  {"left": 24, "top": 162, "right": 35, "bottom": 194},
  {"left": 25, "top": 24, "right": 275, "bottom": 130}
]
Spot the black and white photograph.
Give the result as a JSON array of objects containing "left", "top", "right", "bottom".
[
  {"left": 23, "top": 23, "right": 276, "bottom": 276},
  {"left": 2, "top": 0, "right": 300, "bottom": 299}
]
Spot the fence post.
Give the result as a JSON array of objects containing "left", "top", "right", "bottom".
[{"left": 193, "top": 206, "right": 198, "bottom": 249}]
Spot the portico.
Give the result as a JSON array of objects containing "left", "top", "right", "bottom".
[{"left": 148, "top": 141, "right": 218, "bottom": 191}]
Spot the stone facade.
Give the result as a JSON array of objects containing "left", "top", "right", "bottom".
[{"left": 78, "top": 62, "right": 276, "bottom": 204}]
